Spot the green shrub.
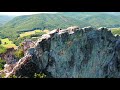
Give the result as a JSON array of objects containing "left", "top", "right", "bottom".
[
  {"left": 0, "top": 73, "right": 6, "bottom": 78},
  {"left": 14, "top": 49, "right": 24, "bottom": 59},
  {"left": 9, "top": 75, "right": 17, "bottom": 78},
  {"left": 34, "top": 73, "right": 46, "bottom": 78},
  {"left": 0, "top": 45, "right": 7, "bottom": 54},
  {"left": 31, "top": 32, "right": 46, "bottom": 37},
  {"left": 111, "top": 28, "right": 120, "bottom": 35},
  {"left": 0, "top": 40, "right": 1, "bottom": 44},
  {"left": 0, "top": 58, "right": 6, "bottom": 70}
]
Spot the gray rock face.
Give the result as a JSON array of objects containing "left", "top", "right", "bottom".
[{"left": 6, "top": 26, "right": 120, "bottom": 78}]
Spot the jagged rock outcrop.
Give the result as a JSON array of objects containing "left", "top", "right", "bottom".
[{"left": 4, "top": 26, "right": 120, "bottom": 78}]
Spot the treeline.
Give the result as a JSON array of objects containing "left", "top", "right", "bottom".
[{"left": 17, "top": 28, "right": 43, "bottom": 33}]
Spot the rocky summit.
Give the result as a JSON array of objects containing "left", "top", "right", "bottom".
[{"left": 3, "top": 26, "right": 120, "bottom": 78}]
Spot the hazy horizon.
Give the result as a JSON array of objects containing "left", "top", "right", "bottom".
[
  {"left": 0, "top": 12, "right": 58, "bottom": 16},
  {"left": 1, "top": 12, "right": 120, "bottom": 16}
]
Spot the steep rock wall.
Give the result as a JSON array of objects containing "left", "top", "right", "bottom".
[{"left": 5, "top": 26, "right": 120, "bottom": 78}]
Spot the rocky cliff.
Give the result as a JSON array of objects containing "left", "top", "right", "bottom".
[{"left": 4, "top": 26, "right": 120, "bottom": 78}]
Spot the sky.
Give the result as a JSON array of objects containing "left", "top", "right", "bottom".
[
  {"left": 0, "top": 12, "right": 57, "bottom": 16},
  {"left": 0, "top": 12, "right": 120, "bottom": 16}
]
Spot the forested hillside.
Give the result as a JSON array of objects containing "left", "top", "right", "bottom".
[
  {"left": 0, "top": 15, "right": 14, "bottom": 27},
  {"left": 0, "top": 13, "right": 89, "bottom": 40},
  {"left": 1, "top": 12, "right": 120, "bottom": 42},
  {"left": 80, "top": 14, "right": 120, "bottom": 28}
]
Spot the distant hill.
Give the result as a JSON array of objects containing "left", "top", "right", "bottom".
[
  {"left": 60, "top": 12, "right": 120, "bottom": 27},
  {"left": 4, "top": 14, "right": 87, "bottom": 30},
  {"left": 0, "top": 13, "right": 89, "bottom": 40},
  {"left": 59, "top": 12, "right": 120, "bottom": 18},
  {"left": 1, "top": 12, "right": 120, "bottom": 40},
  {"left": 0, "top": 15, "right": 15, "bottom": 26},
  {"left": 59, "top": 12, "right": 103, "bottom": 19},
  {"left": 80, "top": 14, "right": 120, "bottom": 28}
]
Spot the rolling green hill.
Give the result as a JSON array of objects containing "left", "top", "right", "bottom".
[
  {"left": 1, "top": 12, "right": 120, "bottom": 41},
  {"left": 59, "top": 12, "right": 104, "bottom": 19},
  {"left": 0, "top": 15, "right": 15, "bottom": 27},
  {"left": 80, "top": 14, "right": 120, "bottom": 28},
  {"left": 4, "top": 14, "right": 84, "bottom": 30},
  {"left": 60, "top": 12, "right": 120, "bottom": 27},
  {"left": 60, "top": 12, "right": 120, "bottom": 18},
  {"left": 0, "top": 13, "right": 89, "bottom": 40}
]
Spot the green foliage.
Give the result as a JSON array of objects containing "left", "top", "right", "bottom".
[
  {"left": 14, "top": 31, "right": 46, "bottom": 46},
  {"left": 13, "top": 36, "right": 30, "bottom": 46},
  {"left": 8, "top": 75, "right": 17, "bottom": 78},
  {"left": 1, "top": 12, "right": 120, "bottom": 45},
  {"left": 79, "top": 14, "right": 120, "bottom": 28},
  {"left": 14, "top": 49, "right": 24, "bottom": 59},
  {"left": 0, "top": 72, "right": 6, "bottom": 78},
  {"left": 0, "top": 45, "right": 7, "bottom": 54},
  {"left": 0, "top": 15, "right": 15, "bottom": 27},
  {"left": 111, "top": 28, "right": 120, "bottom": 35},
  {"left": 0, "top": 45, "right": 6, "bottom": 70},
  {"left": 0, "top": 40, "right": 1, "bottom": 44},
  {"left": 31, "top": 37, "right": 39, "bottom": 41},
  {"left": 31, "top": 31, "right": 46, "bottom": 37},
  {"left": 0, "top": 13, "right": 84, "bottom": 41},
  {"left": 0, "top": 58, "right": 6, "bottom": 70},
  {"left": 34, "top": 73, "right": 46, "bottom": 78},
  {"left": 0, "top": 38, "right": 17, "bottom": 49}
]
